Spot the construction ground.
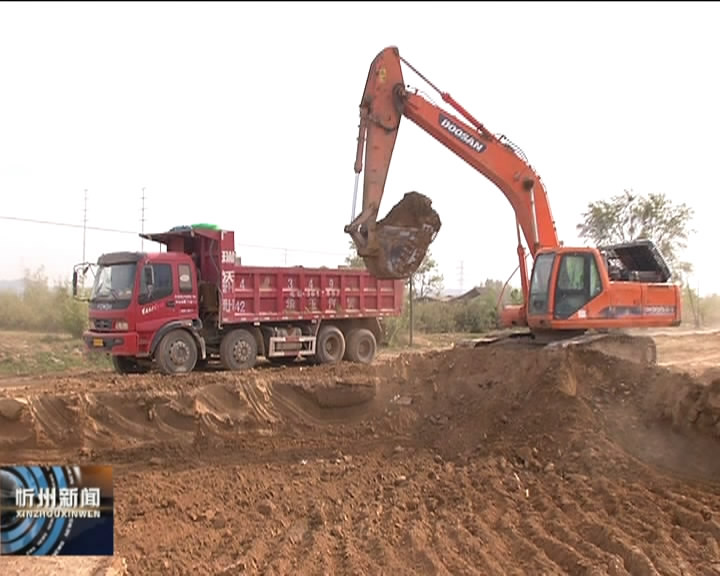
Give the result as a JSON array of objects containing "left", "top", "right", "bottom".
[{"left": 0, "top": 328, "right": 719, "bottom": 575}]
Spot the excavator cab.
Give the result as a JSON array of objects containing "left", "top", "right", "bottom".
[{"left": 525, "top": 242, "right": 680, "bottom": 329}]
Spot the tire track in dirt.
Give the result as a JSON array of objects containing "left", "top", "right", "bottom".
[{"left": 2, "top": 342, "right": 720, "bottom": 575}]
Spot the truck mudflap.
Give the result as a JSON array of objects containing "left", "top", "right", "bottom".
[{"left": 83, "top": 331, "right": 138, "bottom": 355}]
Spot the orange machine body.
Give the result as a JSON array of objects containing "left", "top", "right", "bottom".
[{"left": 347, "top": 46, "right": 682, "bottom": 333}]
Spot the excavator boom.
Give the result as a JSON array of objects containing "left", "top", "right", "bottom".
[{"left": 346, "top": 46, "right": 560, "bottom": 280}]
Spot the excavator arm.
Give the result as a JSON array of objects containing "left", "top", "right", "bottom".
[{"left": 346, "top": 46, "right": 560, "bottom": 282}]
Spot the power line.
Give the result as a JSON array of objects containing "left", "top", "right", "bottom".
[
  {"left": 0, "top": 214, "right": 349, "bottom": 258},
  {"left": 0, "top": 214, "right": 137, "bottom": 235}
]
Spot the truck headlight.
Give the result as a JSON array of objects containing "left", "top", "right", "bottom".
[{"left": 115, "top": 321, "right": 129, "bottom": 331}]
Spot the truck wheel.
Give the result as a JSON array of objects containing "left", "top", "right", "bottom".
[
  {"left": 156, "top": 329, "right": 198, "bottom": 375},
  {"left": 346, "top": 328, "right": 377, "bottom": 364},
  {"left": 220, "top": 329, "right": 258, "bottom": 371},
  {"left": 111, "top": 356, "right": 149, "bottom": 375},
  {"left": 316, "top": 325, "right": 346, "bottom": 365}
]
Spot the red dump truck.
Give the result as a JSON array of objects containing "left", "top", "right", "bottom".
[{"left": 73, "top": 225, "right": 404, "bottom": 375}]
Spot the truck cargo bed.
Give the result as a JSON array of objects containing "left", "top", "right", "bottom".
[
  {"left": 215, "top": 266, "right": 403, "bottom": 324},
  {"left": 141, "top": 226, "right": 404, "bottom": 326}
]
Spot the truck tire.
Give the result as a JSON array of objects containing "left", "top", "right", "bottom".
[
  {"left": 316, "top": 325, "right": 346, "bottom": 365},
  {"left": 345, "top": 328, "right": 377, "bottom": 364},
  {"left": 155, "top": 329, "right": 198, "bottom": 375},
  {"left": 111, "top": 356, "right": 149, "bottom": 375},
  {"left": 220, "top": 329, "right": 258, "bottom": 371}
]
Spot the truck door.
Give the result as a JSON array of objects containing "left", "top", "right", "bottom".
[
  {"left": 174, "top": 262, "right": 199, "bottom": 320},
  {"left": 136, "top": 261, "right": 178, "bottom": 346}
]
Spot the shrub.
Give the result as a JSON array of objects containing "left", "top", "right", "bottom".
[{"left": 0, "top": 268, "right": 88, "bottom": 338}]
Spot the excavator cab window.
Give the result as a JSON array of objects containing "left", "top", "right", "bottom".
[
  {"left": 528, "top": 253, "right": 556, "bottom": 315},
  {"left": 553, "top": 253, "right": 603, "bottom": 319}
]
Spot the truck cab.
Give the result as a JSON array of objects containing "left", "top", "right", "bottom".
[{"left": 77, "top": 250, "right": 203, "bottom": 374}]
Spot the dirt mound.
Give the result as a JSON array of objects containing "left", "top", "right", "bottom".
[
  {"left": 1, "top": 344, "right": 719, "bottom": 575},
  {"left": 0, "top": 363, "right": 397, "bottom": 457},
  {"left": 700, "top": 367, "right": 720, "bottom": 385},
  {"left": 654, "top": 330, "right": 720, "bottom": 379}
]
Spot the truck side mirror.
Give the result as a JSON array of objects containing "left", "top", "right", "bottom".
[
  {"left": 143, "top": 265, "right": 154, "bottom": 290},
  {"left": 72, "top": 271, "right": 78, "bottom": 297}
]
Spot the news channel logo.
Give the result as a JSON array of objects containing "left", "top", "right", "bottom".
[{"left": 0, "top": 465, "right": 114, "bottom": 556}]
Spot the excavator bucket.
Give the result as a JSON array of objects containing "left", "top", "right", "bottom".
[{"left": 357, "top": 192, "right": 442, "bottom": 280}]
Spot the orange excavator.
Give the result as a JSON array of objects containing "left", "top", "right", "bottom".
[{"left": 345, "top": 46, "right": 682, "bottom": 363}]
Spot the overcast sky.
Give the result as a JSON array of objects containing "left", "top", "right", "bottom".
[{"left": 1, "top": 1, "right": 717, "bottom": 294}]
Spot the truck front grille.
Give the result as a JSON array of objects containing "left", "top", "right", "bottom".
[{"left": 92, "top": 319, "right": 112, "bottom": 331}]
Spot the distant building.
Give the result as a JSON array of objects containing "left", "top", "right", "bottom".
[
  {"left": 449, "top": 286, "right": 491, "bottom": 302},
  {"left": 414, "top": 285, "right": 491, "bottom": 304}
]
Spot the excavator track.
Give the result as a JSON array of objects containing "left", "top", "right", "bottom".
[
  {"left": 456, "top": 330, "right": 658, "bottom": 366},
  {"left": 544, "top": 332, "right": 658, "bottom": 366}
]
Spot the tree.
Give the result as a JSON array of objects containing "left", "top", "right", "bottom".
[
  {"left": 410, "top": 250, "right": 444, "bottom": 299},
  {"left": 344, "top": 240, "right": 366, "bottom": 269},
  {"left": 576, "top": 189, "right": 694, "bottom": 280},
  {"left": 509, "top": 288, "right": 524, "bottom": 306}
]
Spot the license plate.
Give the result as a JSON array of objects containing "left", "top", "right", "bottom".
[{"left": 92, "top": 338, "right": 104, "bottom": 347}]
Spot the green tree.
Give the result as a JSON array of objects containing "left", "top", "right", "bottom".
[
  {"left": 0, "top": 267, "right": 88, "bottom": 337},
  {"left": 509, "top": 288, "right": 524, "bottom": 306},
  {"left": 344, "top": 240, "right": 366, "bottom": 269},
  {"left": 576, "top": 189, "right": 694, "bottom": 280},
  {"left": 410, "top": 250, "right": 443, "bottom": 299}
]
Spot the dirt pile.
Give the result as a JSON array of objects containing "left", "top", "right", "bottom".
[{"left": 1, "top": 343, "right": 719, "bottom": 575}]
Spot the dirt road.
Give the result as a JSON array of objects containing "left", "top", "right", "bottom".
[{"left": 1, "top": 331, "right": 719, "bottom": 575}]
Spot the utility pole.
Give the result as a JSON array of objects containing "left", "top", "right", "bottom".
[
  {"left": 82, "top": 189, "right": 88, "bottom": 263},
  {"left": 408, "top": 276, "right": 414, "bottom": 347},
  {"left": 457, "top": 260, "right": 465, "bottom": 291},
  {"left": 140, "top": 187, "right": 146, "bottom": 251}
]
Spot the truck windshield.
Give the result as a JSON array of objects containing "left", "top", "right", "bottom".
[{"left": 90, "top": 263, "right": 137, "bottom": 301}]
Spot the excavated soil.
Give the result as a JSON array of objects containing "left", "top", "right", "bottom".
[
  {"left": 361, "top": 191, "right": 442, "bottom": 279},
  {"left": 1, "top": 333, "right": 720, "bottom": 575}
]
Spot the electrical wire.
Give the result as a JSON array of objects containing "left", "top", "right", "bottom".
[
  {"left": 0, "top": 215, "right": 136, "bottom": 235},
  {"left": 0, "top": 215, "right": 349, "bottom": 258}
]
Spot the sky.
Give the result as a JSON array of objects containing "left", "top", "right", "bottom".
[{"left": 1, "top": 1, "right": 718, "bottom": 295}]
